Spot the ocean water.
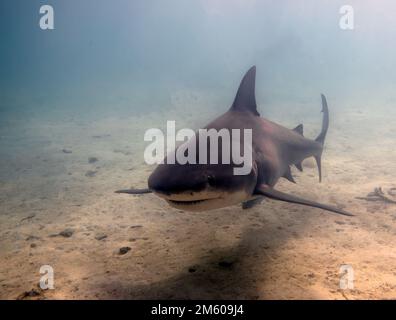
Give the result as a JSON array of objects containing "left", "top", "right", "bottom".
[
  {"left": 2, "top": 0, "right": 396, "bottom": 120},
  {"left": 1, "top": 0, "right": 396, "bottom": 299}
]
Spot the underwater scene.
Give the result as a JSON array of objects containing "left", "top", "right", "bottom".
[{"left": 1, "top": 0, "right": 396, "bottom": 300}]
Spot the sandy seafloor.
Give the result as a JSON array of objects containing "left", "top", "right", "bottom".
[{"left": 1, "top": 92, "right": 396, "bottom": 300}]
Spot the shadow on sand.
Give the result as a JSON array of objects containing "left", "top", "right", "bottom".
[{"left": 96, "top": 211, "right": 322, "bottom": 299}]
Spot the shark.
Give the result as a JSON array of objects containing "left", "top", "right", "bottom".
[{"left": 116, "top": 66, "right": 353, "bottom": 216}]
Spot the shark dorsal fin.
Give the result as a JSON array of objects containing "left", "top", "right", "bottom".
[{"left": 230, "top": 66, "right": 260, "bottom": 116}]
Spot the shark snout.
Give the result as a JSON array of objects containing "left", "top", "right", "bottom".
[
  {"left": 148, "top": 167, "right": 209, "bottom": 196},
  {"left": 148, "top": 173, "right": 223, "bottom": 204}
]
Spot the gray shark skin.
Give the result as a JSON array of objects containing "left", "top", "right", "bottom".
[{"left": 117, "top": 66, "right": 353, "bottom": 216}]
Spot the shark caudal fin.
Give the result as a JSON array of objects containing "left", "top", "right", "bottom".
[{"left": 314, "top": 94, "right": 330, "bottom": 182}]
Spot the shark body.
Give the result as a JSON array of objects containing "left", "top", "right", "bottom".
[{"left": 117, "top": 66, "right": 353, "bottom": 216}]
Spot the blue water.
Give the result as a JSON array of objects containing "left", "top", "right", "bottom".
[{"left": 1, "top": 0, "right": 396, "bottom": 123}]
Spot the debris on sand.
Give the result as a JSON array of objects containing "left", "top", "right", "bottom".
[
  {"left": 16, "top": 288, "right": 42, "bottom": 300},
  {"left": 113, "top": 149, "right": 131, "bottom": 156},
  {"left": 92, "top": 134, "right": 111, "bottom": 139},
  {"left": 85, "top": 170, "right": 97, "bottom": 177},
  {"left": 88, "top": 157, "right": 98, "bottom": 164},
  {"left": 20, "top": 214, "right": 36, "bottom": 223},
  {"left": 26, "top": 235, "right": 40, "bottom": 241},
  {"left": 188, "top": 267, "right": 197, "bottom": 273},
  {"left": 62, "top": 149, "right": 72, "bottom": 154},
  {"left": 59, "top": 228, "right": 74, "bottom": 238},
  {"left": 356, "top": 187, "right": 396, "bottom": 204},
  {"left": 218, "top": 259, "right": 235, "bottom": 269},
  {"left": 95, "top": 233, "right": 107, "bottom": 241},
  {"left": 118, "top": 247, "right": 131, "bottom": 255}
]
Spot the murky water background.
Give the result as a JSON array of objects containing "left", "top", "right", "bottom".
[
  {"left": 1, "top": 0, "right": 396, "bottom": 299},
  {"left": 2, "top": 0, "right": 396, "bottom": 121}
]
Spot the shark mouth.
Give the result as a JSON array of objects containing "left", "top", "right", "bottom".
[
  {"left": 165, "top": 196, "right": 225, "bottom": 211},
  {"left": 158, "top": 191, "right": 225, "bottom": 210},
  {"left": 154, "top": 190, "right": 221, "bottom": 203},
  {"left": 154, "top": 189, "right": 251, "bottom": 211},
  {"left": 166, "top": 198, "right": 214, "bottom": 206}
]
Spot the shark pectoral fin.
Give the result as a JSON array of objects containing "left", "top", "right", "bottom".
[
  {"left": 254, "top": 184, "right": 354, "bottom": 216},
  {"left": 242, "top": 196, "right": 264, "bottom": 210},
  {"left": 115, "top": 188, "right": 152, "bottom": 195}
]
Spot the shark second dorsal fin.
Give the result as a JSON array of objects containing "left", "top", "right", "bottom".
[
  {"left": 230, "top": 66, "right": 260, "bottom": 116},
  {"left": 293, "top": 124, "right": 304, "bottom": 136}
]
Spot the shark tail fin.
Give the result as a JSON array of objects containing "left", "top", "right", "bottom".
[
  {"left": 314, "top": 94, "right": 329, "bottom": 182},
  {"left": 315, "top": 94, "right": 329, "bottom": 145},
  {"left": 255, "top": 185, "right": 353, "bottom": 216}
]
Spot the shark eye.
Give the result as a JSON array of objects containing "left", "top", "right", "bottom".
[{"left": 207, "top": 175, "right": 216, "bottom": 186}]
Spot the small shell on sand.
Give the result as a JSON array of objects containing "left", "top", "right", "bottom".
[
  {"left": 118, "top": 247, "right": 131, "bottom": 255},
  {"left": 85, "top": 170, "right": 97, "bottom": 177},
  {"left": 88, "top": 157, "right": 98, "bottom": 164}
]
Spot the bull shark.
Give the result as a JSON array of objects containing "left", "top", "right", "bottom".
[{"left": 116, "top": 66, "right": 353, "bottom": 216}]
